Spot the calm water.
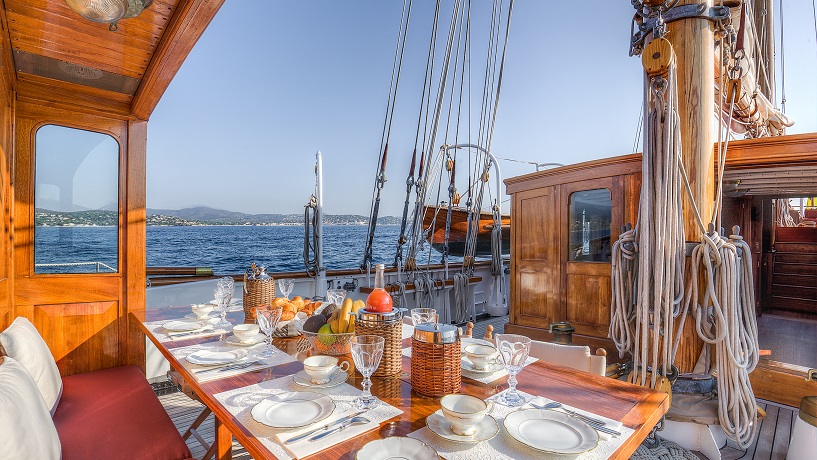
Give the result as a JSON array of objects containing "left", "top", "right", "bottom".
[{"left": 35, "top": 225, "right": 456, "bottom": 275}]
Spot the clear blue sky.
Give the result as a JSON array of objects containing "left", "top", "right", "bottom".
[{"left": 146, "top": 1, "right": 817, "bottom": 216}]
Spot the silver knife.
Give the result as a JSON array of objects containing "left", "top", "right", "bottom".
[
  {"left": 168, "top": 327, "right": 214, "bottom": 338},
  {"left": 193, "top": 361, "right": 262, "bottom": 375},
  {"left": 585, "top": 421, "right": 622, "bottom": 437},
  {"left": 284, "top": 411, "right": 366, "bottom": 444}
]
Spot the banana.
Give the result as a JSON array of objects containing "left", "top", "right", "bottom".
[
  {"left": 337, "top": 298, "right": 353, "bottom": 333},
  {"left": 329, "top": 310, "right": 341, "bottom": 334},
  {"left": 352, "top": 300, "right": 365, "bottom": 313}
]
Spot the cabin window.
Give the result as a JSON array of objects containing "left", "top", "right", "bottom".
[
  {"left": 34, "top": 125, "right": 119, "bottom": 274},
  {"left": 568, "top": 188, "right": 612, "bottom": 262}
]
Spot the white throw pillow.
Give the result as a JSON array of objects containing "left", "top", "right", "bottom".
[
  {"left": 0, "top": 356, "right": 62, "bottom": 459},
  {"left": 0, "top": 317, "right": 63, "bottom": 415}
]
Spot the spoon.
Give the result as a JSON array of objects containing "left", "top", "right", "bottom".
[{"left": 308, "top": 416, "right": 370, "bottom": 441}]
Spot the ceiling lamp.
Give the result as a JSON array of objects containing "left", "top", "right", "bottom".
[{"left": 64, "top": 0, "right": 154, "bottom": 31}]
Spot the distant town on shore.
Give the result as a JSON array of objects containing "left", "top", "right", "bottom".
[{"left": 35, "top": 206, "right": 400, "bottom": 227}]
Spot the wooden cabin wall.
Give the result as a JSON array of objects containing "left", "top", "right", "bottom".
[
  {"left": 504, "top": 155, "right": 642, "bottom": 363},
  {"left": 8, "top": 102, "right": 146, "bottom": 376},
  {"left": 0, "top": 31, "right": 15, "bottom": 331}
]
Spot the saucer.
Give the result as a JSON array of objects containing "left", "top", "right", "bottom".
[
  {"left": 426, "top": 410, "right": 499, "bottom": 443},
  {"left": 185, "top": 313, "right": 215, "bottom": 321},
  {"left": 461, "top": 359, "right": 504, "bottom": 374},
  {"left": 224, "top": 333, "right": 265, "bottom": 347},
  {"left": 292, "top": 370, "right": 348, "bottom": 388}
]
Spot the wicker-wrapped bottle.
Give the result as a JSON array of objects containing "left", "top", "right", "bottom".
[
  {"left": 411, "top": 322, "right": 461, "bottom": 397},
  {"left": 242, "top": 265, "right": 275, "bottom": 323}
]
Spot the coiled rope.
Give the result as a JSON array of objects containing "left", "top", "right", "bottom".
[{"left": 611, "top": 33, "right": 760, "bottom": 449}]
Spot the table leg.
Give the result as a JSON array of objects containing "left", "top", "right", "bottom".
[{"left": 215, "top": 417, "right": 232, "bottom": 460}]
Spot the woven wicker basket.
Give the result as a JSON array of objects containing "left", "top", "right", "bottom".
[
  {"left": 355, "top": 318, "right": 403, "bottom": 377},
  {"left": 242, "top": 278, "right": 275, "bottom": 323},
  {"left": 411, "top": 337, "right": 462, "bottom": 397}
]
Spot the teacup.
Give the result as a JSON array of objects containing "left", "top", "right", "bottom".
[
  {"left": 464, "top": 344, "right": 500, "bottom": 370},
  {"left": 232, "top": 324, "right": 260, "bottom": 343},
  {"left": 191, "top": 303, "right": 214, "bottom": 319},
  {"left": 303, "top": 355, "right": 350, "bottom": 384},
  {"left": 440, "top": 394, "right": 492, "bottom": 436}
]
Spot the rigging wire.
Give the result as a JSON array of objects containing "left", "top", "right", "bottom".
[
  {"left": 779, "top": 0, "right": 786, "bottom": 113},
  {"left": 362, "top": 0, "right": 413, "bottom": 272}
]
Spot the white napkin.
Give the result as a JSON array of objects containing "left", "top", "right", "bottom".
[
  {"left": 527, "top": 396, "right": 623, "bottom": 442},
  {"left": 402, "top": 324, "right": 415, "bottom": 339},
  {"left": 273, "top": 408, "right": 379, "bottom": 459},
  {"left": 213, "top": 376, "right": 403, "bottom": 460},
  {"left": 169, "top": 342, "right": 296, "bottom": 383}
]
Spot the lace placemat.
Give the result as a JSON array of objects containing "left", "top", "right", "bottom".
[
  {"left": 402, "top": 324, "right": 415, "bottom": 339},
  {"left": 170, "top": 341, "right": 296, "bottom": 382},
  {"left": 407, "top": 389, "right": 636, "bottom": 460},
  {"left": 143, "top": 319, "right": 229, "bottom": 343},
  {"left": 214, "top": 375, "right": 403, "bottom": 459}
]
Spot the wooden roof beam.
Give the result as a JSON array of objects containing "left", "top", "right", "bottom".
[{"left": 130, "top": 0, "right": 224, "bottom": 120}]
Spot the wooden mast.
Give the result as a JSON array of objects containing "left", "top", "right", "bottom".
[{"left": 667, "top": 0, "right": 715, "bottom": 240}]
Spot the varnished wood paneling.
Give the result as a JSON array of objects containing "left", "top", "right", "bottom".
[
  {"left": 750, "top": 360, "right": 817, "bottom": 408},
  {"left": 10, "top": 102, "right": 144, "bottom": 375},
  {"left": 505, "top": 154, "right": 642, "bottom": 195},
  {"left": 511, "top": 187, "right": 559, "bottom": 329},
  {"left": 16, "top": 73, "right": 133, "bottom": 118},
  {"left": 566, "top": 270, "right": 612, "bottom": 337},
  {"left": 131, "top": 0, "right": 225, "bottom": 119},
  {"left": 15, "top": 301, "right": 120, "bottom": 375},
  {"left": 0, "top": 35, "right": 14, "bottom": 331}
]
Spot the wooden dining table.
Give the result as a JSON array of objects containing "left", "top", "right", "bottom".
[{"left": 136, "top": 307, "right": 669, "bottom": 460}]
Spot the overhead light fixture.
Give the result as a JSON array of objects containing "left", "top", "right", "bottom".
[{"left": 64, "top": 0, "right": 154, "bottom": 31}]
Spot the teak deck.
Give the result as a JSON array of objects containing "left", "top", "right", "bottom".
[{"left": 140, "top": 307, "right": 670, "bottom": 460}]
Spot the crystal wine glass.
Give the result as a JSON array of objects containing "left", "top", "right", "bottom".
[
  {"left": 411, "top": 308, "right": 438, "bottom": 326},
  {"left": 350, "top": 335, "right": 384, "bottom": 410},
  {"left": 326, "top": 288, "right": 346, "bottom": 306},
  {"left": 217, "top": 276, "right": 234, "bottom": 291},
  {"left": 255, "top": 306, "right": 283, "bottom": 358},
  {"left": 278, "top": 279, "right": 294, "bottom": 299},
  {"left": 213, "top": 286, "right": 233, "bottom": 329},
  {"left": 495, "top": 333, "right": 532, "bottom": 407}
]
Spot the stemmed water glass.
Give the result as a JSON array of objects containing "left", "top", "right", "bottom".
[
  {"left": 411, "top": 308, "right": 438, "bottom": 325},
  {"left": 326, "top": 288, "right": 346, "bottom": 306},
  {"left": 350, "top": 335, "right": 384, "bottom": 410},
  {"left": 213, "top": 284, "right": 233, "bottom": 329},
  {"left": 495, "top": 333, "right": 532, "bottom": 407},
  {"left": 255, "top": 306, "right": 283, "bottom": 358},
  {"left": 278, "top": 279, "right": 294, "bottom": 299}
]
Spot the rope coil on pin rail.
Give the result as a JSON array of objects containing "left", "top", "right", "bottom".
[{"left": 612, "top": 27, "right": 761, "bottom": 449}]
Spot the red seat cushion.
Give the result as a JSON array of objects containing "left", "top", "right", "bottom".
[{"left": 53, "top": 366, "right": 192, "bottom": 460}]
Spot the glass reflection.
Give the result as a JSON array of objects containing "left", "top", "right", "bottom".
[{"left": 568, "top": 189, "right": 612, "bottom": 262}]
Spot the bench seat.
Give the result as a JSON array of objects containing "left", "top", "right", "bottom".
[{"left": 53, "top": 366, "right": 192, "bottom": 460}]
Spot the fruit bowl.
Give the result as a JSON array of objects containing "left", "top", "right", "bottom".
[{"left": 298, "top": 326, "right": 355, "bottom": 356}]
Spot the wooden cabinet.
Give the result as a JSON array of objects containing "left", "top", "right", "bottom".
[{"left": 504, "top": 155, "right": 641, "bottom": 360}]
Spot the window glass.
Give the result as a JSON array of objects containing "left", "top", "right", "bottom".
[
  {"left": 568, "top": 188, "right": 612, "bottom": 262},
  {"left": 34, "top": 125, "right": 119, "bottom": 273}
]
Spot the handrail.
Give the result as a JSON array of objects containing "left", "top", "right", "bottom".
[{"left": 35, "top": 261, "right": 117, "bottom": 273}]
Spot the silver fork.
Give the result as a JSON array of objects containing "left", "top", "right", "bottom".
[
  {"left": 531, "top": 402, "right": 622, "bottom": 437},
  {"left": 193, "top": 361, "right": 264, "bottom": 375}
]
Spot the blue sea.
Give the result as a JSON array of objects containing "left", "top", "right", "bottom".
[{"left": 34, "top": 225, "right": 456, "bottom": 275}]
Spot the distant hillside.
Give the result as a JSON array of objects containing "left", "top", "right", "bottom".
[{"left": 35, "top": 206, "right": 399, "bottom": 227}]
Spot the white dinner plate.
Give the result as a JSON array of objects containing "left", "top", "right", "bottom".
[
  {"left": 162, "top": 319, "right": 209, "bottom": 332},
  {"left": 355, "top": 437, "right": 439, "bottom": 460},
  {"left": 185, "top": 349, "right": 249, "bottom": 366},
  {"left": 251, "top": 392, "right": 334, "bottom": 429},
  {"left": 461, "top": 337, "right": 495, "bottom": 353},
  {"left": 461, "top": 358, "right": 504, "bottom": 374},
  {"left": 426, "top": 409, "right": 499, "bottom": 443},
  {"left": 503, "top": 409, "right": 599, "bottom": 455},
  {"left": 292, "top": 370, "right": 348, "bottom": 388},
  {"left": 224, "top": 334, "right": 265, "bottom": 347}
]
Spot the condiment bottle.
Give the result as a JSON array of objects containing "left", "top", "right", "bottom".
[{"left": 365, "top": 264, "right": 393, "bottom": 313}]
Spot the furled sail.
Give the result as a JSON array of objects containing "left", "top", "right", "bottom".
[{"left": 715, "top": 4, "right": 793, "bottom": 137}]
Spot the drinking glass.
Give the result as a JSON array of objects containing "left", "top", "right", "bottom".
[
  {"left": 411, "top": 308, "right": 438, "bottom": 325},
  {"left": 255, "top": 306, "right": 283, "bottom": 358},
  {"left": 278, "top": 279, "right": 295, "bottom": 299},
  {"left": 350, "top": 335, "right": 384, "bottom": 410},
  {"left": 217, "top": 276, "right": 234, "bottom": 291},
  {"left": 495, "top": 334, "right": 532, "bottom": 407},
  {"left": 326, "top": 288, "right": 346, "bottom": 306},
  {"left": 213, "top": 286, "right": 233, "bottom": 328}
]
